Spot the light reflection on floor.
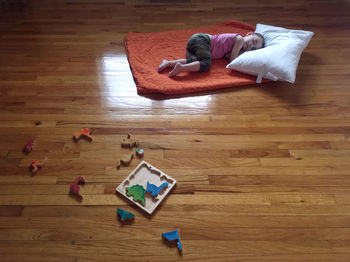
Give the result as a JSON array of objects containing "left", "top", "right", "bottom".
[
  {"left": 100, "top": 54, "right": 135, "bottom": 87},
  {"left": 99, "top": 54, "right": 213, "bottom": 111}
]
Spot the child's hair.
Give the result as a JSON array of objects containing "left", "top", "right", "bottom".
[{"left": 253, "top": 32, "right": 265, "bottom": 48}]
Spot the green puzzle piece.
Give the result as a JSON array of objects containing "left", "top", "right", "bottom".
[{"left": 126, "top": 184, "right": 146, "bottom": 205}]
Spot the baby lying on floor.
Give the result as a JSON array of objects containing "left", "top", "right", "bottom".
[{"left": 158, "top": 32, "right": 265, "bottom": 77}]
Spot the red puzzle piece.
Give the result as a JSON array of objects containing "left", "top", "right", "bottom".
[
  {"left": 23, "top": 140, "right": 35, "bottom": 153},
  {"left": 70, "top": 176, "right": 86, "bottom": 198}
]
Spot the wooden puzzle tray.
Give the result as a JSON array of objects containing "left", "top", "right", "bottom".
[{"left": 116, "top": 161, "right": 176, "bottom": 215}]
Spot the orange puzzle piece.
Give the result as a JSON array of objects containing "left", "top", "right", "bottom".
[
  {"left": 73, "top": 128, "right": 93, "bottom": 141},
  {"left": 30, "top": 159, "right": 45, "bottom": 174}
]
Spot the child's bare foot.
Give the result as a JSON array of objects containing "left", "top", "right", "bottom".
[
  {"left": 168, "top": 63, "right": 183, "bottom": 77},
  {"left": 158, "top": 60, "right": 169, "bottom": 72}
]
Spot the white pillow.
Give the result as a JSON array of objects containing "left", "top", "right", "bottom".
[{"left": 226, "top": 24, "right": 314, "bottom": 83}]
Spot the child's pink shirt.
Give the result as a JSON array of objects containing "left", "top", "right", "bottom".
[{"left": 210, "top": 33, "right": 239, "bottom": 59}]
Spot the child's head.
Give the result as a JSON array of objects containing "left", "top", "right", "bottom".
[{"left": 243, "top": 32, "right": 265, "bottom": 51}]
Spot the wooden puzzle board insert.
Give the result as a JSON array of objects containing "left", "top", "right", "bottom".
[{"left": 116, "top": 161, "right": 176, "bottom": 214}]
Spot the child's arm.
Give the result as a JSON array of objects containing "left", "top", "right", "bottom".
[{"left": 228, "top": 35, "right": 244, "bottom": 62}]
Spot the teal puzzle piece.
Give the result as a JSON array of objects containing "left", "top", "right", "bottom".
[{"left": 117, "top": 208, "right": 135, "bottom": 222}]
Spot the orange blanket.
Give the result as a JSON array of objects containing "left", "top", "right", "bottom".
[{"left": 125, "top": 20, "right": 264, "bottom": 95}]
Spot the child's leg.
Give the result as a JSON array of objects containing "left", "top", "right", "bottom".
[
  {"left": 168, "top": 61, "right": 200, "bottom": 77},
  {"left": 158, "top": 59, "right": 186, "bottom": 72},
  {"left": 167, "top": 33, "right": 211, "bottom": 77}
]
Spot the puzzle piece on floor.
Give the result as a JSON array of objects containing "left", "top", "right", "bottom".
[
  {"left": 23, "top": 139, "right": 35, "bottom": 153},
  {"left": 121, "top": 133, "right": 139, "bottom": 148},
  {"left": 73, "top": 128, "right": 93, "bottom": 141},
  {"left": 136, "top": 147, "right": 144, "bottom": 157},
  {"left": 162, "top": 229, "right": 182, "bottom": 252},
  {"left": 70, "top": 176, "right": 86, "bottom": 198},
  {"left": 126, "top": 184, "right": 145, "bottom": 205},
  {"left": 116, "top": 153, "right": 133, "bottom": 169},
  {"left": 146, "top": 181, "right": 168, "bottom": 198},
  {"left": 30, "top": 158, "right": 46, "bottom": 174},
  {"left": 117, "top": 208, "right": 135, "bottom": 222}
]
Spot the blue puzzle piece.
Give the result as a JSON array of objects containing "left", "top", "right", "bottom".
[
  {"left": 162, "top": 229, "right": 182, "bottom": 251},
  {"left": 117, "top": 208, "right": 135, "bottom": 222},
  {"left": 146, "top": 181, "right": 168, "bottom": 197}
]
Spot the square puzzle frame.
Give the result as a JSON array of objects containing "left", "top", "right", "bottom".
[{"left": 116, "top": 160, "right": 176, "bottom": 215}]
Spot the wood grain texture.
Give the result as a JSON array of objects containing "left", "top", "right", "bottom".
[{"left": 0, "top": 0, "right": 350, "bottom": 261}]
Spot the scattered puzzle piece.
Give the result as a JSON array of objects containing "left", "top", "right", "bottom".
[
  {"left": 121, "top": 133, "right": 139, "bottom": 148},
  {"left": 162, "top": 229, "right": 182, "bottom": 252},
  {"left": 126, "top": 184, "right": 145, "bottom": 205},
  {"left": 70, "top": 176, "right": 86, "bottom": 198},
  {"left": 73, "top": 128, "right": 93, "bottom": 141},
  {"left": 117, "top": 153, "right": 133, "bottom": 169},
  {"left": 23, "top": 139, "right": 35, "bottom": 153},
  {"left": 30, "top": 158, "right": 46, "bottom": 174},
  {"left": 30, "top": 160, "right": 42, "bottom": 174},
  {"left": 136, "top": 147, "right": 144, "bottom": 157},
  {"left": 117, "top": 208, "right": 135, "bottom": 222},
  {"left": 146, "top": 181, "right": 168, "bottom": 198}
]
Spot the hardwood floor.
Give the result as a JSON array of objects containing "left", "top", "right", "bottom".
[{"left": 0, "top": 0, "right": 350, "bottom": 261}]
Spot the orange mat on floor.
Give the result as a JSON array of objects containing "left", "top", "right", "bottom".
[{"left": 125, "top": 20, "right": 264, "bottom": 95}]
